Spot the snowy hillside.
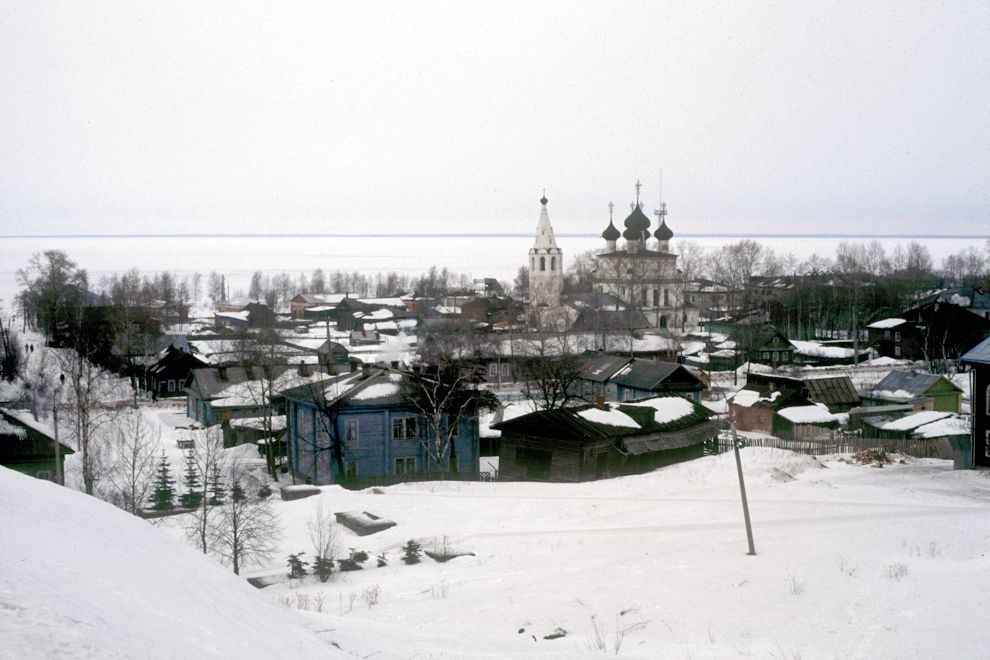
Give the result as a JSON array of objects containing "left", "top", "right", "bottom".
[
  {"left": 0, "top": 467, "right": 339, "bottom": 659},
  {"left": 5, "top": 448, "right": 990, "bottom": 659},
  {"left": 243, "top": 449, "right": 990, "bottom": 659}
]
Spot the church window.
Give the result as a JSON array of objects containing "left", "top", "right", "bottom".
[
  {"left": 641, "top": 289, "right": 647, "bottom": 306},
  {"left": 985, "top": 384, "right": 990, "bottom": 415},
  {"left": 540, "top": 257, "right": 546, "bottom": 272},
  {"left": 551, "top": 256, "right": 556, "bottom": 271},
  {"left": 663, "top": 289, "right": 669, "bottom": 306},
  {"left": 659, "top": 316, "right": 668, "bottom": 328},
  {"left": 652, "top": 290, "right": 659, "bottom": 307}
]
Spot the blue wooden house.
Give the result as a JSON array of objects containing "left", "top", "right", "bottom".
[{"left": 282, "top": 366, "right": 480, "bottom": 486}]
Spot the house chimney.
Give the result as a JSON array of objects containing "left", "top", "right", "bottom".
[
  {"left": 361, "top": 363, "right": 371, "bottom": 379},
  {"left": 595, "top": 395, "right": 607, "bottom": 409},
  {"left": 297, "top": 362, "right": 310, "bottom": 377}
]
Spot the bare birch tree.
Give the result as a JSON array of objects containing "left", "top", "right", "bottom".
[
  {"left": 102, "top": 408, "right": 161, "bottom": 515},
  {"left": 210, "top": 466, "right": 280, "bottom": 575},
  {"left": 184, "top": 426, "right": 228, "bottom": 554}
]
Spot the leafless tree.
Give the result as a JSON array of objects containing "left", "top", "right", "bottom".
[
  {"left": 102, "top": 408, "right": 161, "bottom": 515},
  {"left": 516, "top": 332, "right": 584, "bottom": 410},
  {"left": 307, "top": 499, "right": 342, "bottom": 577},
  {"left": 184, "top": 426, "right": 228, "bottom": 554},
  {"left": 210, "top": 465, "right": 280, "bottom": 575},
  {"left": 408, "top": 358, "right": 497, "bottom": 476},
  {"left": 56, "top": 347, "right": 125, "bottom": 495}
]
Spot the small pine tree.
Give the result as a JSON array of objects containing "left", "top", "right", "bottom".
[
  {"left": 149, "top": 452, "right": 176, "bottom": 511},
  {"left": 179, "top": 447, "right": 202, "bottom": 509},
  {"left": 313, "top": 555, "right": 335, "bottom": 582},
  {"left": 287, "top": 552, "right": 308, "bottom": 579},
  {"left": 207, "top": 464, "right": 226, "bottom": 505},
  {"left": 257, "top": 483, "right": 272, "bottom": 499},
  {"left": 230, "top": 480, "right": 245, "bottom": 502},
  {"left": 376, "top": 552, "right": 388, "bottom": 567},
  {"left": 401, "top": 539, "right": 423, "bottom": 565}
]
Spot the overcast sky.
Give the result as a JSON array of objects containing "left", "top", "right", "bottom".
[{"left": 1, "top": 2, "right": 987, "bottom": 238}]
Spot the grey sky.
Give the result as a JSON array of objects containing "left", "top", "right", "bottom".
[{"left": 1, "top": 2, "right": 987, "bottom": 237}]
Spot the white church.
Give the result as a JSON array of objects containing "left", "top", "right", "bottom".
[{"left": 526, "top": 182, "right": 688, "bottom": 331}]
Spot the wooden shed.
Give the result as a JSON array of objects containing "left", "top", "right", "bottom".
[{"left": 492, "top": 395, "right": 715, "bottom": 482}]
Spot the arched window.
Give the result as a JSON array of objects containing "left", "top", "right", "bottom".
[
  {"left": 540, "top": 256, "right": 546, "bottom": 272},
  {"left": 663, "top": 289, "right": 669, "bottom": 306},
  {"left": 550, "top": 256, "right": 556, "bottom": 271},
  {"left": 659, "top": 316, "right": 668, "bottom": 328},
  {"left": 531, "top": 257, "right": 535, "bottom": 271},
  {"left": 985, "top": 384, "right": 990, "bottom": 415}
]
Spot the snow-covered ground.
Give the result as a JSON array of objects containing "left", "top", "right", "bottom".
[
  {"left": 0, "top": 467, "right": 338, "bottom": 659},
  {"left": 4, "top": 393, "right": 990, "bottom": 658}
]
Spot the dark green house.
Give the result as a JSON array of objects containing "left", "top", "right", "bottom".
[{"left": 0, "top": 409, "right": 74, "bottom": 482}]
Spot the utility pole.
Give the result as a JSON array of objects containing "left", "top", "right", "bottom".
[
  {"left": 53, "top": 373, "right": 65, "bottom": 486},
  {"left": 729, "top": 410, "right": 756, "bottom": 555}
]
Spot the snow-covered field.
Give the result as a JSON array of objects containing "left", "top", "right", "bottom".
[{"left": 5, "top": 445, "right": 989, "bottom": 659}]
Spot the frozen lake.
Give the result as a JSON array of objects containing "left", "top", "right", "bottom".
[{"left": 0, "top": 232, "right": 981, "bottom": 311}]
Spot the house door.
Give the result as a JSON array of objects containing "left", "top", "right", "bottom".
[{"left": 596, "top": 453, "right": 608, "bottom": 478}]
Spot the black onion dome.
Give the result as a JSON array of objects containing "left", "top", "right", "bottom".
[
  {"left": 654, "top": 220, "right": 673, "bottom": 240},
  {"left": 622, "top": 225, "right": 646, "bottom": 241},
  {"left": 540, "top": 195, "right": 548, "bottom": 206},
  {"left": 601, "top": 219, "right": 620, "bottom": 241},
  {"left": 623, "top": 204, "right": 651, "bottom": 232}
]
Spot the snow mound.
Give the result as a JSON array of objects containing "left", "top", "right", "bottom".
[{"left": 0, "top": 467, "right": 340, "bottom": 659}]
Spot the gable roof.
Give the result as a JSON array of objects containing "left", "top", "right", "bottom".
[
  {"left": 802, "top": 376, "right": 860, "bottom": 406},
  {"left": 961, "top": 336, "right": 990, "bottom": 365},
  {"left": 577, "top": 354, "right": 631, "bottom": 383},
  {"left": 870, "top": 370, "right": 962, "bottom": 398},
  {"left": 281, "top": 368, "right": 413, "bottom": 409},
  {"left": 491, "top": 394, "right": 713, "bottom": 441},
  {"left": 609, "top": 360, "right": 703, "bottom": 392}
]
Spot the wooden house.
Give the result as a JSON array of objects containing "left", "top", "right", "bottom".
[
  {"left": 573, "top": 353, "right": 631, "bottom": 402},
  {"left": 289, "top": 293, "right": 348, "bottom": 320},
  {"left": 282, "top": 367, "right": 480, "bottom": 486},
  {"left": 867, "top": 302, "right": 990, "bottom": 365},
  {"left": 745, "top": 373, "right": 860, "bottom": 413},
  {"left": 610, "top": 359, "right": 706, "bottom": 402},
  {"left": 730, "top": 388, "right": 837, "bottom": 440},
  {"left": 0, "top": 409, "right": 74, "bottom": 481},
  {"left": 185, "top": 364, "right": 330, "bottom": 426},
  {"left": 145, "top": 344, "right": 209, "bottom": 399},
  {"left": 492, "top": 395, "right": 715, "bottom": 482},
  {"left": 961, "top": 337, "right": 990, "bottom": 467},
  {"left": 865, "top": 370, "right": 963, "bottom": 413}
]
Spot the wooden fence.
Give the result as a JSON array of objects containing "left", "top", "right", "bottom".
[{"left": 716, "top": 431, "right": 954, "bottom": 459}]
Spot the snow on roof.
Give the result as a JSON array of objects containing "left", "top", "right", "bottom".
[
  {"left": 882, "top": 411, "right": 951, "bottom": 431},
  {"left": 867, "top": 318, "right": 907, "bottom": 329},
  {"left": 679, "top": 341, "right": 706, "bottom": 356},
  {"left": 215, "top": 311, "right": 250, "bottom": 321},
  {"left": 624, "top": 396, "right": 696, "bottom": 425},
  {"left": 789, "top": 340, "right": 859, "bottom": 358},
  {"left": 228, "top": 415, "right": 287, "bottom": 431},
  {"left": 860, "top": 356, "right": 907, "bottom": 367},
  {"left": 731, "top": 390, "right": 762, "bottom": 407},
  {"left": 870, "top": 388, "right": 919, "bottom": 401},
  {"left": 351, "top": 382, "right": 401, "bottom": 401},
  {"left": 912, "top": 415, "right": 969, "bottom": 438},
  {"left": 777, "top": 404, "right": 834, "bottom": 424},
  {"left": 0, "top": 417, "right": 28, "bottom": 439},
  {"left": 577, "top": 406, "right": 640, "bottom": 428}
]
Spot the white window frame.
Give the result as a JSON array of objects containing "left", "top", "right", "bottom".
[
  {"left": 394, "top": 456, "right": 417, "bottom": 475},
  {"left": 344, "top": 419, "right": 359, "bottom": 444},
  {"left": 168, "top": 379, "right": 176, "bottom": 392},
  {"left": 392, "top": 416, "right": 418, "bottom": 440}
]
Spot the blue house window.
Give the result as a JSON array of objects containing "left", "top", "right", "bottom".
[
  {"left": 344, "top": 419, "right": 359, "bottom": 444},
  {"left": 395, "top": 457, "right": 416, "bottom": 475},
  {"left": 392, "top": 417, "right": 418, "bottom": 440}
]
